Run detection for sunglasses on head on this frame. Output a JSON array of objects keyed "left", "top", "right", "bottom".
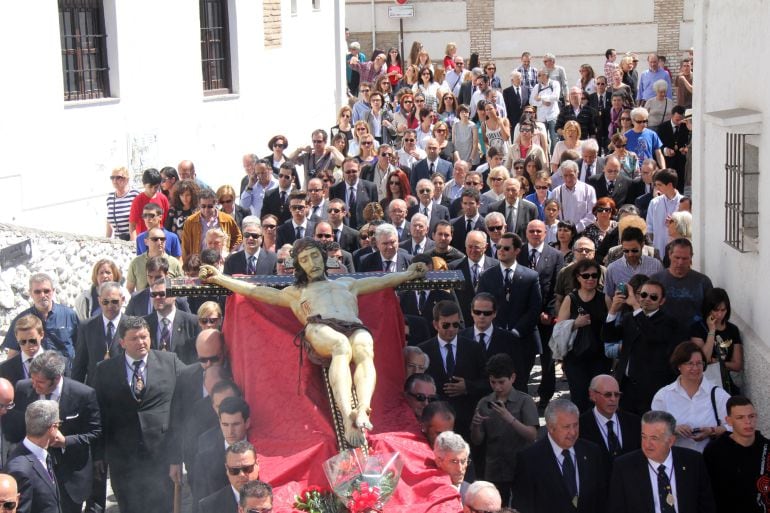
[
  {"left": 226, "top": 464, "right": 256, "bottom": 476},
  {"left": 440, "top": 322, "right": 461, "bottom": 329},
  {"left": 639, "top": 291, "right": 660, "bottom": 301}
]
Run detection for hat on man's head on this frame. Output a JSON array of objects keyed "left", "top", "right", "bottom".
[{"left": 684, "top": 109, "right": 693, "bottom": 120}]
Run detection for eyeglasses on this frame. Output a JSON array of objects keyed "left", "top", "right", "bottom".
[
  {"left": 490, "top": 177, "right": 505, "bottom": 182},
  {"left": 487, "top": 226, "right": 504, "bottom": 232},
  {"left": 472, "top": 309, "right": 495, "bottom": 316},
  {"left": 316, "top": 233, "right": 334, "bottom": 239},
  {"left": 359, "top": 234, "right": 369, "bottom": 240},
  {"left": 198, "top": 355, "right": 221, "bottom": 363},
  {"left": 262, "top": 224, "right": 276, "bottom": 229},
  {"left": 199, "top": 316, "right": 221, "bottom": 326},
  {"left": 0, "top": 501, "right": 17, "bottom": 510},
  {"left": 497, "top": 245, "right": 513, "bottom": 251},
  {"left": 596, "top": 391, "right": 622, "bottom": 398},
  {"left": 219, "top": 199, "right": 234, "bottom": 204},
  {"left": 142, "top": 213, "right": 157, "bottom": 219},
  {"left": 440, "top": 322, "right": 461, "bottom": 329},
  {"left": 360, "top": 89, "right": 370, "bottom": 93},
  {"left": 417, "top": 189, "right": 432, "bottom": 194},
  {"left": 361, "top": 141, "right": 373, "bottom": 146},
  {"left": 535, "top": 185, "right": 549, "bottom": 190},
  {"left": 341, "top": 113, "right": 351, "bottom": 118},
  {"left": 403, "top": 100, "right": 414, "bottom": 105},
  {"left": 596, "top": 82, "right": 606, "bottom": 86},
  {"left": 622, "top": 248, "right": 640, "bottom": 254},
  {"left": 633, "top": 119, "right": 648, "bottom": 124},
  {"left": 356, "top": 127, "right": 368, "bottom": 132},
  {"left": 415, "top": 99, "right": 425, "bottom": 103},
  {"left": 33, "top": 289, "right": 52, "bottom": 295},
  {"left": 327, "top": 208, "right": 342, "bottom": 214},
  {"left": 243, "top": 232, "right": 262, "bottom": 239},
  {"left": 100, "top": 299, "right": 121, "bottom": 306},
  {"left": 290, "top": 205, "right": 306, "bottom": 211},
  {"left": 381, "top": 153, "right": 394, "bottom": 158},
  {"left": 150, "top": 291, "right": 167, "bottom": 298},
  {"left": 110, "top": 176, "right": 126, "bottom": 181},
  {"left": 513, "top": 165, "right": 524, "bottom": 170},
  {"left": 573, "top": 247, "right": 594, "bottom": 254},
  {"left": 407, "top": 392, "right": 440, "bottom": 403},
  {"left": 226, "top": 464, "right": 256, "bottom": 476},
  {"left": 403, "top": 138, "right": 416, "bottom": 142},
  {"left": 639, "top": 292, "right": 660, "bottom": 301},
  {"left": 149, "top": 237, "right": 166, "bottom": 242},
  {"left": 464, "top": 182, "right": 481, "bottom": 187},
  {"left": 199, "top": 205, "right": 216, "bottom": 210},
  {"left": 274, "top": 143, "right": 286, "bottom": 149},
  {"left": 579, "top": 272, "right": 599, "bottom": 280},
  {"left": 595, "top": 207, "right": 612, "bottom": 213},
  {"left": 17, "top": 339, "right": 40, "bottom": 346}
]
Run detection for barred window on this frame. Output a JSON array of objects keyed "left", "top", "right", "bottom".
[
  {"left": 200, "top": 0, "right": 231, "bottom": 95},
  {"left": 58, "top": 0, "right": 110, "bottom": 101},
  {"left": 724, "top": 133, "right": 759, "bottom": 252}
]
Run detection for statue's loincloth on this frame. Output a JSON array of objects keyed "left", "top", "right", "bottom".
[{"left": 293, "top": 316, "right": 373, "bottom": 373}]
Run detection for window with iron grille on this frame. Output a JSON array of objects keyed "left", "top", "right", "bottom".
[
  {"left": 58, "top": 0, "right": 110, "bottom": 101},
  {"left": 724, "top": 133, "right": 759, "bottom": 252},
  {"left": 200, "top": 0, "right": 231, "bottom": 95}
]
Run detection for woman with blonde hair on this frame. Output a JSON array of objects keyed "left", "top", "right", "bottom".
[
  {"left": 349, "top": 121, "right": 379, "bottom": 157},
  {"left": 216, "top": 185, "right": 250, "bottom": 228},
  {"left": 550, "top": 120, "right": 581, "bottom": 172},
  {"left": 433, "top": 121, "right": 459, "bottom": 163},
  {"left": 482, "top": 166, "right": 510, "bottom": 202},
  {"left": 443, "top": 42, "right": 457, "bottom": 72},
  {"left": 197, "top": 301, "right": 223, "bottom": 331},
  {"left": 331, "top": 105, "right": 353, "bottom": 141},
  {"left": 397, "top": 64, "right": 420, "bottom": 91},
  {"left": 408, "top": 41, "right": 423, "bottom": 67},
  {"left": 416, "top": 49, "right": 434, "bottom": 73},
  {"left": 74, "top": 259, "right": 131, "bottom": 320},
  {"left": 205, "top": 228, "right": 230, "bottom": 260}
]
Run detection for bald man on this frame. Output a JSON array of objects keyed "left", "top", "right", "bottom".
[
  {"left": 168, "top": 329, "right": 228, "bottom": 486},
  {"left": 0, "top": 379, "right": 14, "bottom": 467},
  {"left": 0, "top": 474, "right": 19, "bottom": 513}
]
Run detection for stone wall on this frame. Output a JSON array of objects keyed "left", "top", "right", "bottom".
[{"left": 0, "top": 223, "right": 135, "bottom": 336}]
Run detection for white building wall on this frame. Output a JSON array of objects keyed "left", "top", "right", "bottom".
[
  {"left": 693, "top": 0, "right": 770, "bottom": 429},
  {"left": 0, "top": 0, "right": 344, "bottom": 235}
]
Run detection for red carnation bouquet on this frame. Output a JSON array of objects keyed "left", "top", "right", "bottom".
[{"left": 322, "top": 449, "right": 403, "bottom": 513}]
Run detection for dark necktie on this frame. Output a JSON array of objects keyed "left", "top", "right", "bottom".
[
  {"left": 46, "top": 454, "right": 56, "bottom": 483},
  {"left": 561, "top": 449, "right": 578, "bottom": 506},
  {"left": 478, "top": 332, "right": 486, "bottom": 349},
  {"left": 104, "top": 320, "right": 114, "bottom": 359},
  {"left": 348, "top": 186, "right": 357, "bottom": 211},
  {"left": 529, "top": 248, "right": 538, "bottom": 269},
  {"left": 606, "top": 419, "right": 621, "bottom": 457},
  {"left": 504, "top": 268, "right": 513, "bottom": 292},
  {"left": 422, "top": 206, "right": 429, "bottom": 217},
  {"left": 607, "top": 180, "right": 615, "bottom": 195},
  {"left": 334, "top": 228, "right": 341, "bottom": 242},
  {"left": 418, "top": 290, "right": 427, "bottom": 313},
  {"left": 466, "top": 218, "right": 473, "bottom": 233},
  {"left": 515, "top": 87, "right": 520, "bottom": 98},
  {"left": 413, "top": 243, "right": 421, "bottom": 255},
  {"left": 312, "top": 205, "right": 320, "bottom": 220},
  {"left": 383, "top": 260, "right": 393, "bottom": 272},
  {"left": 160, "top": 318, "right": 170, "bottom": 351},
  {"left": 132, "top": 360, "right": 145, "bottom": 399},
  {"left": 247, "top": 255, "right": 257, "bottom": 274},
  {"left": 471, "top": 263, "right": 480, "bottom": 288},
  {"left": 657, "top": 464, "right": 676, "bottom": 513},
  {"left": 280, "top": 190, "right": 287, "bottom": 206},
  {"left": 444, "top": 343, "right": 455, "bottom": 376},
  {"left": 295, "top": 226, "right": 304, "bottom": 240},
  {"left": 397, "top": 226, "right": 403, "bottom": 239},
  {"left": 429, "top": 162, "right": 435, "bottom": 174}
]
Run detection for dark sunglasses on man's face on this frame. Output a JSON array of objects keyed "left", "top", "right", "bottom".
[
  {"left": 622, "top": 248, "right": 640, "bottom": 254},
  {"left": 198, "top": 355, "right": 221, "bottom": 364},
  {"left": 150, "top": 291, "right": 167, "bottom": 298},
  {"left": 639, "top": 292, "right": 660, "bottom": 301},
  {"left": 226, "top": 464, "right": 256, "bottom": 476},
  {"left": 441, "top": 322, "right": 461, "bottom": 329},
  {"left": 407, "top": 392, "right": 440, "bottom": 403},
  {"left": 101, "top": 299, "right": 121, "bottom": 306},
  {"left": 18, "top": 339, "right": 40, "bottom": 346},
  {"left": 472, "top": 309, "right": 495, "bottom": 316},
  {"left": 243, "top": 232, "right": 262, "bottom": 239}
]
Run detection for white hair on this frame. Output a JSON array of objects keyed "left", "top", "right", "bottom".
[
  {"left": 375, "top": 223, "right": 398, "bottom": 242},
  {"left": 581, "top": 139, "right": 599, "bottom": 154},
  {"left": 411, "top": 213, "right": 429, "bottom": 226},
  {"left": 434, "top": 431, "right": 469, "bottom": 456}
]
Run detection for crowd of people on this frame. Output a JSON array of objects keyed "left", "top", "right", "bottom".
[{"left": 0, "top": 38, "right": 761, "bottom": 513}]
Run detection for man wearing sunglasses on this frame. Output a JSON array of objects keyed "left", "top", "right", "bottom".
[
  {"left": 602, "top": 279, "right": 679, "bottom": 415},
  {"left": 275, "top": 191, "right": 314, "bottom": 249},
  {"left": 407, "top": 180, "right": 451, "bottom": 236},
  {"left": 0, "top": 474, "right": 18, "bottom": 513},
  {"left": 579, "top": 374, "right": 641, "bottom": 467},
  {"left": 404, "top": 373, "right": 438, "bottom": 419},
  {"left": 199, "top": 439, "right": 260, "bottom": 513},
  {"left": 418, "top": 301, "right": 487, "bottom": 440},
  {"left": 224, "top": 218, "right": 276, "bottom": 276},
  {"left": 603, "top": 226, "right": 663, "bottom": 305},
  {"left": 325, "top": 199, "right": 360, "bottom": 253},
  {"left": 181, "top": 188, "right": 243, "bottom": 262},
  {"left": 5, "top": 352, "right": 100, "bottom": 513},
  {"left": 144, "top": 279, "right": 200, "bottom": 365},
  {"left": 135, "top": 203, "right": 182, "bottom": 258},
  {"left": 1, "top": 315, "right": 45, "bottom": 387}
]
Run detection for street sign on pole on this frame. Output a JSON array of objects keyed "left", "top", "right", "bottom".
[{"left": 388, "top": 5, "right": 414, "bottom": 18}]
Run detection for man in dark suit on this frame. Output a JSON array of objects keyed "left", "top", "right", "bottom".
[
  {"left": 7, "top": 400, "right": 63, "bottom": 513},
  {"left": 167, "top": 330, "right": 228, "bottom": 498},
  {"left": 94, "top": 315, "right": 184, "bottom": 513},
  {"left": 448, "top": 170, "right": 493, "bottom": 218},
  {"left": 144, "top": 280, "right": 200, "bottom": 365},
  {"left": 223, "top": 220, "right": 276, "bottom": 276},
  {"left": 517, "top": 220, "right": 564, "bottom": 399},
  {"left": 632, "top": 159, "right": 659, "bottom": 218},
  {"left": 587, "top": 155, "right": 632, "bottom": 206},
  {"left": 556, "top": 87, "right": 597, "bottom": 139},
  {"left": 449, "top": 188, "right": 486, "bottom": 251},
  {"left": 408, "top": 179, "right": 451, "bottom": 236},
  {"left": 513, "top": 399, "right": 608, "bottom": 513},
  {"left": 313, "top": 222, "right": 356, "bottom": 272},
  {"left": 329, "top": 158, "right": 378, "bottom": 229},
  {"left": 490, "top": 179, "right": 538, "bottom": 239},
  {"left": 198, "top": 440, "right": 260, "bottom": 513},
  {"left": 387, "top": 199, "right": 411, "bottom": 242},
  {"left": 326, "top": 199, "right": 360, "bottom": 253},
  {"left": 125, "top": 256, "right": 190, "bottom": 317},
  {"left": 460, "top": 292, "right": 516, "bottom": 363},
  {"left": 609, "top": 410, "right": 716, "bottom": 513},
  {"left": 602, "top": 280, "right": 679, "bottom": 416},
  {"left": 502, "top": 71, "right": 529, "bottom": 130},
  {"left": 588, "top": 77, "right": 613, "bottom": 153},
  {"left": 457, "top": 74, "right": 476, "bottom": 106},
  {"left": 71, "top": 283, "right": 123, "bottom": 387},
  {"left": 449, "top": 231, "right": 498, "bottom": 324},
  {"left": 477, "top": 232, "right": 542, "bottom": 391},
  {"left": 0, "top": 475, "right": 18, "bottom": 512},
  {"left": 399, "top": 255, "right": 455, "bottom": 334},
  {"left": 359, "top": 224, "right": 413, "bottom": 273},
  {"left": 409, "top": 140, "right": 453, "bottom": 193},
  {"left": 573, "top": 139, "right": 605, "bottom": 183},
  {"left": 275, "top": 191, "right": 315, "bottom": 249},
  {"left": 0, "top": 315, "right": 45, "bottom": 387},
  {"left": 259, "top": 162, "right": 295, "bottom": 223},
  {"left": 579, "top": 374, "right": 641, "bottom": 469},
  {"left": 418, "top": 301, "right": 488, "bottom": 440},
  {"left": 399, "top": 213, "right": 436, "bottom": 256},
  {"left": 656, "top": 106, "right": 691, "bottom": 194},
  {"left": 4, "top": 352, "right": 100, "bottom": 513}
]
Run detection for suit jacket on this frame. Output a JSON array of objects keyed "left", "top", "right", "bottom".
[
  {"left": 71, "top": 315, "right": 123, "bottom": 387},
  {"left": 418, "top": 336, "right": 489, "bottom": 438},
  {"left": 449, "top": 215, "right": 486, "bottom": 251},
  {"left": 334, "top": 224, "right": 360, "bottom": 253},
  {"left": 513, "top": 437, "right": 608, "bottom": 513},
  {"left": 198, "top": 484, "right": 238, "bottom": 513},
  {"left": 407, "top": 203, "right": 451, "bottom": 236},
  {"left": 5, "top": 378, "right": 100, "bottom": 504},
  {"left": 517, "top": 244, "right": 565, "bottom": 316},
  {"left": 0, "top": 353, "right": 26, "bottom": 386},
  {"left": 405, "top": 314, "right": 431, "bottom": 347},
  {"left": 503, "top": 84, "right": 530, "bottom": 129},
  {"left": 588, "top": 91, "right": 613, "bottom": 138},
  {"left": 223, "top": 249, "right": 277, "bottom": 276},
  {"left": 399, "top": 237, "right": 435, "bottom": 256},
  {"left": 260, "top": 186, "right": 292, "bottom": 223},
  {"left": 579, "top": 409, "right": 641, "bottom": 468},
  {"left": 352, "top": 246, "right": 375, "bottom": 271},
  {"left": 556, "top": 104, "right": 597, "bottom": 138},
  {"left": 359, "top": 249, "right": 413, "bottom": 273},
  {"left": 329, "top": 179, "right": 378, "bottom": 229},
  {"left": 126, "top": 289, "right": 190, "bottom": 317},
  {"left": 410, "top": 158, "right": 453, "bottom": 193},
  {"left": 626, "top": 178, "right": 648, "bottom": 207},
  {"left": 94, "top": 350, "right": 183, "bottom": 468},
  {"left": 144, "top": 310, "right": 200, "bottom": 365},
  {"left": 656, "top": 121, "right": 690, "bottom": 172},
  {"left": 275, "top": 220, "right": 315, "bottom": 249},
  {"left": 490, "top": 198, "right": 539, "bottom": 239},
  {"left": 587, "top": 172, "right": 633, "bottom": 206},
  {"left": 634, "top": 191, "right": 654, "bottom": 219},
  {"left": 8, "top": 443, "right": 62, "bottom": 513},
  {"left": 448, "top": 194, "right": 493, "bottom": 219},
  {"left": 574, "top": 157, "right": 606, "bottom": 183},
  {"left": 608, "top": 447, "right": 715, "bottom": 513},
  {"left": 459, "top": 326, "right": 515, "bottom": 361},
  {"left": 399, "top": 289, "right": 456, "bottom": 335},
  {"left": 458, "top": 80, "right": 474, "bottom": 106},
  {"left": 192, "top": 426, "right": 227, "bottom": 506},
  {"left": 449, "top": 256, "right": 499, "bottom": 323}
]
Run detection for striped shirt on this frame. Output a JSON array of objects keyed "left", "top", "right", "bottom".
[{"left": 106, "top": 189, "right": 139, "bottom": 237}]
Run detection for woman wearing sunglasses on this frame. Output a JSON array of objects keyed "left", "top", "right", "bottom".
[
  {"left": 265, "top": 135, "right": 289, "bottom": 175},
  {"left": 557, "top": 259, "right": 611, "bottom": 411},
  {"left": 581, "top": 197, "right": 618, "bottom": 248}
]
